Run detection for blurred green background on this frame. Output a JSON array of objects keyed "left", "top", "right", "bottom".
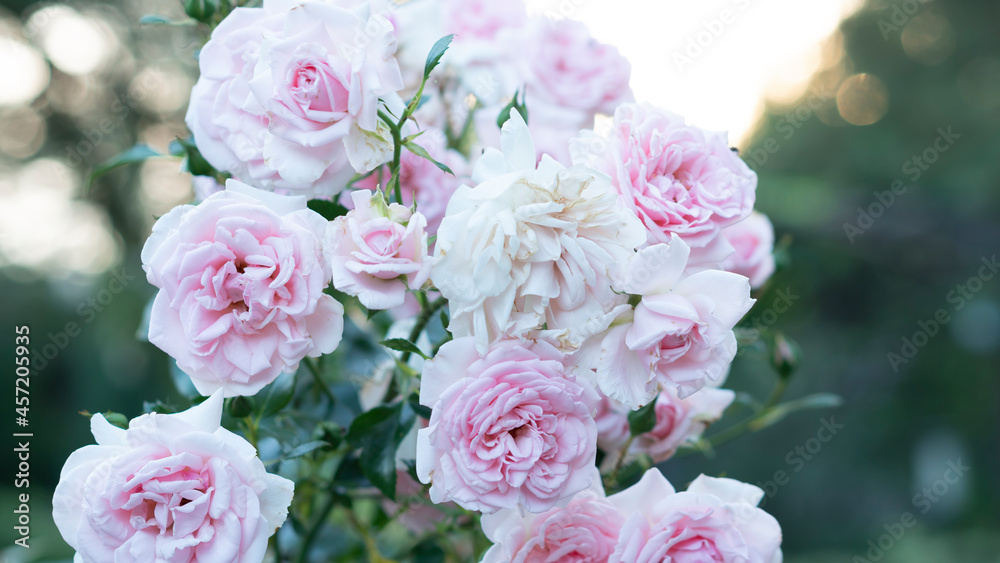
[{"left": 0, "top": 0, "right": 997, "bottom": 561}]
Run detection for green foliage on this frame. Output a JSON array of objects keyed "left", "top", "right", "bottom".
[
  {"left": 381, "top": 338, "right": 430, "bottom": 360},
  {"left": 307, "top": 199, "right": 350, "bottom": 221},
  {"left": 496, "top": 89, "right": 529, "bottom": 128},
  {"left": 346, "top": 401, "right": 417, "bottom": 499},
  {"left": 628, "top": 400, "right": 658, "bottom": 436},
  {"left": 88, "top": 144, "right": 164, "bottom": 186}
]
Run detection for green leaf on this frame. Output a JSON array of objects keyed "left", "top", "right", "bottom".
[
  {"left": 346, "top": 402, "right": 416, "bottom": 499},
  {"left": 413, "top": 538, "right": 446, "bottom": 563},
  {"left": 628, "top": 400, "right": 658, "bottom": 436},
  {"left": 407, "top": 393, "right": 432, "bottom": 420},
  {"left": 171, "top": 137, "right": 217, "bottom": 177},
  {"left": 256, "top": 373, "right": 296, "bottom": 418},
  {"left": 750, "top": 393, "right": 843, "bottom": 431},
  {"left": 307, "top": 199, "right": 350, "bottom": 221},
  {"left": 283, "top": 440, "right": 331, "bottom": 460},
  {"left": 226, "top": 396, "right": 254, "bottom": 418},
  {"left": 423, "top": 34, "right": 454, "bottom": 79},
  {"left": 138, "top": 14, "right": 198, "bottom": 26},
  {"left": 89, "top": 144, "right": 164, "bottom": 185},
  {"left": 497, "top": 90, "right": 529, "bottom": 129},
  {"left": 99, "top": 411, "right": 129, "bottom": 429},
  {"left": 380, "top": 338, "right": 430, "bottom": 360},
  {"left": 403, "top": 141, "right": 454, "bottom": 176}
]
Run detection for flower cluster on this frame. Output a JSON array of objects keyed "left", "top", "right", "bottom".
[{"left": 53, "top": 0, "right": 793, "bottom": 560}]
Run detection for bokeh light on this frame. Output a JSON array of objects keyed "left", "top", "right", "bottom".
[
  {"left": 28, "top": 4, "right": 118, "bottom": 75},
  {"left": 0, "top": 35, "right": 49, "bottom": 106},
  {"left": 836, "top": 72, "right": 889, "bottom": 126}
]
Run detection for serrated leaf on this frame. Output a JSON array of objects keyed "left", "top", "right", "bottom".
[
  {"left": 380, "top": 338, "right": 430, "bottom": 360},
  {"left": 628, "top": 400, "right": 658, "bottom": 436},
  {"left": 89, "top": 144, "right": 164, "bottom": 185},
  {"left": 423, "top": 34, "right": 454, "bottom": 79},
  {"left": 346, "top": 402, "right": 416, "bottom": 499},
  {"left": 750, "top": 393, "right": 843, "bottom": 431},
  {"left": 404, "top": 141, "right": 454, "bottom": 175},
  {"left": 307, "top": 199, "right": 350, "bottom": 221}
]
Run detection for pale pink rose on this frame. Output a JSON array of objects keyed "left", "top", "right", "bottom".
[
  {"left": 416, "top": 336, "right": 599, "bottom": 514},
  {"left": 589, "top": 235, "right": 753, "bottom": 407},
  {"left": 347, "top": 127, "right": 469, "bottom": 235},
  {"left": 720, "top": 211, "right": 776, "bottom": 289},
  {"left": 481, "top": 471, "right": 624, "bottom": 563},
  {"left": 473, "top": 18, "right": 634, "bottom": 164},
  {"left": 432, "top": 110, "right": 645, "bottom": 353},
  {"left": 141, "top": 180, "right": 344, "bottom": 397},
  {"left": 597, "top": 388, "right": 735, "bottom": 464},
  {"left": 52, "top": 393, "right": 294, "bottom": 563},
  {"left": 572, "top": 102, "right": 756, "bottom": 251},
  {"left": 443, "top": 0, "right": 526, "bottom": 41},
  {"left": 608, "top": 470, "right": 783, "bottom": 563},
  {"left": 325, "top": 190, "right": 432, "bottom": 310},
  {"left": 186, "top": 0, "right": 404, "bottom": 198}
]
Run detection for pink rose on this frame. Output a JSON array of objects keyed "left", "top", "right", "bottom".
[
  {"left": 186, "top": 0, "right": 404, "bottom": 197},
  {"left": 572, "top": 103, "right": 756, "bottom": 250},
  {"left": 591, "top": 235, "right": 753, "bottom": 407},
  {"left": 141, "top": 180, "right": 344, "bottom": 397},
  {"left": 720, "top": 211, "right": 776, "bottom": 289},
  {"left": 481, "top": 472, "right": 624, "bottom": 563},
  {"left": 519, "top": 18, "right": 631, "bottom": 119},
  {"left": 325, "top": 190, "right": 432, "bottom": 310},
  {"left": 609, "top": 470, "right": 783, "bottom": 563},
  {"left": 416, "top": 336, "right": 599, "bottom": 513},
  {"left": 597, "top": 388, "right": 735, "bottom": 464},
  {"left": 442, "top": 0, "right": 526, "bottom": 41},
  {"left": 52, "top": 393, "right": 294, "bottom": 562},
  {"left": 474, "top": 18, "right": 633, "bottom": 163},
  {"left": 347, "top": 127, "right": 469, "bottom": 235}
]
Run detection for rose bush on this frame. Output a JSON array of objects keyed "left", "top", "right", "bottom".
[{"left": 60, "top": 0, "right": 819, "bottom": 559}]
